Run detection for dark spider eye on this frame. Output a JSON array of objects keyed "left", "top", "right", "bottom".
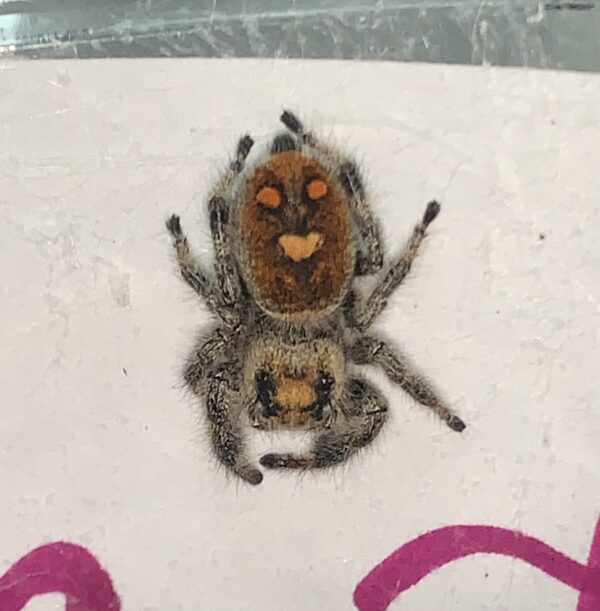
[
  {"left": 255, "top": 370, "right": 276, "bottom": 395},
  {"left": 315, "top": 370, "right": 335, "bottom": 393}
]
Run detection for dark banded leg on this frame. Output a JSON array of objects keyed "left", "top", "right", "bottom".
[
  {"left": 349, "top": 335, "right": 466, "bottom": 432},
  {"left": 206, "top": 366, "right": 263, "bottom": 485},
  {"left": 208, "top": 135, "right": 254, "bottom": 324},
  {"left": 165, "top": 214, "right": 233, "bottom": 322},
  {"left": 348, "top": 200, "right": 441, "bottom": 331},
  {"left": 260, "top": 378, "right": 387, "bottom": 470}
]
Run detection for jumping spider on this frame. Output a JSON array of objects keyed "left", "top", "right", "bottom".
[{"left": 166, "top": 110, "right": 465, "bottom": 485}]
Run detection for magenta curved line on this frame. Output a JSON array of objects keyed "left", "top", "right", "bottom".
[
  {"left": 354, "top": 516, "right": 600, "bottom": 611},
  {"left": 0, "top": 541, "right": 121, "bottom": 611},
  {"left": 578, "top": 515, "right": 600, "bottom": 611}
]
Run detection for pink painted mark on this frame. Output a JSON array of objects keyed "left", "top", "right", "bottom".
[
  {"left": 0, "top": 542, "right": 121, "bottom": 611},
  {"left": 354, "top": 515, "right": 600, "bottom": 611}
]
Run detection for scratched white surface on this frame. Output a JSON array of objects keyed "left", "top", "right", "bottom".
[{"left": 1, "top": 59, "right": 600, "bottom": 611}]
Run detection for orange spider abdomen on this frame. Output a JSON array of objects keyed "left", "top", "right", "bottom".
[{"left": 239, "top": 151, "right": 354, "bottom": 318}]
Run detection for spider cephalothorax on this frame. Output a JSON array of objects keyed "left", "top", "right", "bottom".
[
  {"left": 244, "top": 333, "right": 345, "bottom": 430},
  {"left": 167, "top": 110, "right": 465, "bottom": 486},
  {"left": 237, "top": 149, "right": 354, "bottom": 319}
]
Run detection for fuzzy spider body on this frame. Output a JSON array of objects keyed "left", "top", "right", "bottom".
[
  {"left": 238, "top": 149, "right": 353, "bottom": 319},
  {"left": 167, "top": 111, "right": 465, "bottom": 485},
  {"left": 244, "top": 331, "right": 344, "bottom": 430}
]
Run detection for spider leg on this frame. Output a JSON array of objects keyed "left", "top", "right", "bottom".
[
  {"left": 183, "top": 325, "right": 241, "bottom": 392},
  {"left": 205, "top": 364, "right": 263, "bottom": 485},
  {"left": 167, "top": 137, "right": 254, "bottom": 326},
  {"left": 165, "top": 214, "right": 236, "bottom": 323},
  {"left": 280, "top": 110, "right": 316, "bottom": 146},
  {"left": 260, "top": 378, "right": 387, "bottom": 470},
  {"left": 347, "top": 200, "right": 440, "bottom": 331},
  {"left": 338, "top": 160, "right": 383, "bottom": 276},
  {"left": 183, "top": 327, "right": 261, "bottom": 484},
  {"left": 208, "top": 135, "right": 255, "bottom": 324},
  {"left": 349, "top": 334, "right": 466, "bottom": 432}
]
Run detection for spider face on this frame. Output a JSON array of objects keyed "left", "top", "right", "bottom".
[
  {"left": 237, "top": 150, "right": 354, "bottom": 319},
  {"left": 244, "top": 335, "right": 345, "bottom": 430}
]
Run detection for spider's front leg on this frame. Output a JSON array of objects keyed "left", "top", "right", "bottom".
[
  {"left": 347, "top": 200, "right": 440, "bottom": 331},
  {"left": 260, "top": 378, "right": 387, "bottom": 471},
  {"left": 205, "top": 364, "right": 263, "bottom": 485},
  {"left": 208, "top": 135, "right": 255, "bottom": 323},
  {"left": 349, "top": 334, "right": 466, "bottom": 432},
  {"left": 166, "top": 214, "right": 228, "bottom": 321}
]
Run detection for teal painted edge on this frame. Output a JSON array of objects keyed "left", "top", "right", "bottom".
[{"left": 0, "top": 1, "right": 599, "bottom": 72}]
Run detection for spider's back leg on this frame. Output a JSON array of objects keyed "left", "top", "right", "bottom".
[
  {"left": 349, "top": 334, "right": 466, "bottom": 432},
  {"left": 259, "top": 377, "right": 388, "bottom": 470},
  {"left": 206, "top": 365, "right": 263, "bottom": 485}
]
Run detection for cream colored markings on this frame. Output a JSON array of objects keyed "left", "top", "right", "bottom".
[{"left": 278, "top": 232, "right": 324, "bottom": 262}]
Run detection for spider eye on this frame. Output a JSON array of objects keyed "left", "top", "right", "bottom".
[
  {"left": 315, "top": 370, "right": 335, "bottom": 393},
  {"left": 256, "top": 186, "right": 282, "bottom": 209},
  {"left": 255, "top": 370, "right": 276, "bottom": 394},
  {"left": 306, "top": 178, "right": 328, "bottom": 201}
]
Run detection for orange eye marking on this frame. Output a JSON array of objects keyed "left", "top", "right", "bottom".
[
  {"left": 256, "top": 186, "right": 282, "bottom": 208},
  {"left": 306, "top": 178, "right": 328, "bottom": 200}
]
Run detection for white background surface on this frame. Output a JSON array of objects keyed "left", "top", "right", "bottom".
[{"left": 1, "top": 58, "right": 600, "bottom": 611}]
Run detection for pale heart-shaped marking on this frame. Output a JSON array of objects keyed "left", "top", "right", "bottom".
[{"left": 278, "top": 232, "right": 324, "bottom": 262}]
